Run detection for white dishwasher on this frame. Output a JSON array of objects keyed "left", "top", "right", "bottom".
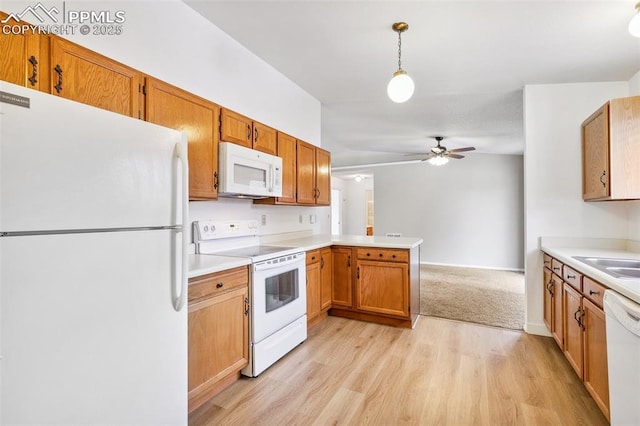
[{"left": 604, "top": 290, "right": 640, "bottom": 426}]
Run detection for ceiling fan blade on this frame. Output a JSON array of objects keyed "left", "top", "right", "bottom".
[
  {"left": 420, "top": 154, "right": 435, "bottom": 162},
  {"left": 447, "top": 153, "right": 465, "bottom": 159},
  {"left": 448, "top": 147, "right": 476, "bottom": 153},
  {"left": 404, "top": 153, "right": 429, "bottom": 157}
]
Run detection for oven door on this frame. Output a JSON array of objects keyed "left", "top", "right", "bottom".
[{"left": 251, "top": 252, "right": 306, "bottom": 343}]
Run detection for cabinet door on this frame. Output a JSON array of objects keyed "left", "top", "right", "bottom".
[
  {"left": 50, "top": 37, "right": 143, "bottom": 118},
  {"left": 188, "top": 286, "right": 249, "bottom": 410},
  {"left": 543, "top": 267, "right": 553, "bottom": 332},
  {"left": 551, "top": 273, "right": 564, "bottom": 348},
  {"left": 315, "top": 147, "right": 331, "bottom": 205},
  {"left": 277, "top": 132, "right": 297, "bottom": 203},
  {"left": 296, "top": 140, "right": 317, "bottom": 204},
  {"left": 583, "top": 298, "right": 610, "bottom": 420},
  {"left": 253, "top": 121, "right": 277, "bottom": 155},
  {"left": 563, "top": 283, "right": 583, "bottom": 378},
  {"left": 145, "top": 78, "right": 219, "bottom": 200},
  {"left": 356, "top": 260, "right": 409, "bottom": 318},
  {"left": 306, "top": 261, "right": 321, "bottom": 323},
  {"left": 0, "top": 13, "right": 46, "bottom": 91},
  {"left": 220, "top": 109, "right": 252, "bottom": 148},
  {"left": 320, "top": 248, "right": 332, "bottom": 311},
  {"left": 331, "top": 247, "right": 353, "bottom": 308},
  {"left": 582, "top": 104, "right": 610, "bottom": 200}
]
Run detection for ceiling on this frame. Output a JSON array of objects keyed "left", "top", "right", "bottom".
[{"left": 185, "top": 1, "right": 640, "bottom": 171}]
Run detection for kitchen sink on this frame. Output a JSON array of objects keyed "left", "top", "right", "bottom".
[{"left": 573, "top": 256, "right": 640, "bottom": 279}]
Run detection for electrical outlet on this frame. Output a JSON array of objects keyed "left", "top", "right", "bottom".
[
  {"left": 309, "top": 214, "right": 316, "bottom": 224},
  {"left": 261, "top": 215, "right": 267, "bottom": 226},
  {"left": 299, "top": 214, "right": 303, "bottom": 224}
]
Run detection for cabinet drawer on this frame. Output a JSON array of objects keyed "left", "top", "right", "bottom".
[
  {"left": 356, "top": 248, "right": 408, "bottom": 263},
  {"left": 188, "top": 266, "right": 249, "bottom": 302},
  {"left": 306, "top": 249, "right": 320, "bottom": 265},
  {"left": 551, "top": 259, "right": 563, "bottom": 276},
  {"left": 543, "top": 254, "right": 552, "bottom": 270},
  {"left": 563, "top": 265, "right": 582, "bottom": 292},
  {"left": 583, "top": 276, "right": 607, "bottom": 309}
]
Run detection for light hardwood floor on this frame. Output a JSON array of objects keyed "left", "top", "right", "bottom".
[{"left": 189, "top": 316, "right": 608, "bottom": 425}]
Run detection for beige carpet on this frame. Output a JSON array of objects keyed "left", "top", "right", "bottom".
[{"left": 420, "top": 264, "right": 525, "bottom": 330}]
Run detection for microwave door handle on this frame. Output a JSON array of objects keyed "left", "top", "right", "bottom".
[{"left": 269, "top": 163, "right": 274, "bottom": 192}]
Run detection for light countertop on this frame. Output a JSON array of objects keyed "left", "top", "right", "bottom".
[
  {"left": 540, "top": 237, "right": 640, "bottom": 304},
  {"left": 189, "top": 234, "right": 423, "bottom": 278},
  {"left": 188, "top": 254, "right": 251, "bottom": 279}
]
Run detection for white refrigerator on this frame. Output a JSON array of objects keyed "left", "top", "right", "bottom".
[{"left": 0, "top": 82, "right": 189, "bottom": 424}]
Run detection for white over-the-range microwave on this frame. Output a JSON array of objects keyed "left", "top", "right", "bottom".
[{"left": 218, "top": 142, "right": 283, "bottom": 199}]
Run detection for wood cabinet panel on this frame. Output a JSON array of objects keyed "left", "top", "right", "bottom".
[
  {"left": 582, "top": 104, "right": 610, "bottom": 200},
  {"left": 583, "top": 276, "right": 606, "bottom": 309},
  {"left": 276, "top": 132, "right": 297, "bottom": 203},
  {"left": 220, "top": 108, "right": 252, "bottom": 148},
  {"left": 187, "top": 266, "right": 248, "bottom": 303},
  {"left": 315, "top": 147, "right": 331, "bottom": 205},
  {"left": 551, "top": 273, "right": 564, "bottom": 348},
  {"left": 320, "top": 248, "right": 332, "bottom": 311},
  {"left": 331, "top": 247, "right": 353, "bottom": 309},
  {"left": 296, "top": 140, "right": 317, "bottom": 204},
  {"left": 306, "top": 249, "right": 320, "bottom": 266},
  {"left": 306, "top": 260, "right": 321, "bottom": 322},
  {"left": 188, "top": 285, "right": 248, "bottom": 412},
  {"left": 356, "top": 260, "right": 409, "bottom": 318},
  {"left": 145, "top": 77, "right": 219, "bottom": 200},
  {"left": 543, "top": 266, "right": 553, "bottom": 332},
  {"left": 563, "top": 283, "right": 584, "bottom": 378},
  {"left": 50, "top": 37, "right": 142, "bottom": 118},
  {"left": 582, "top": 298, "right": 609, "bottom": 421},
  {"left": 252, "top": 121, "right": 277, "bottom": 155},
  {"left": 543, "top": 254, "right": 552, "bottom": 270},
  {"left": 356, "top": 248, "right": 408, "bottom": 263},
  {"left": 563, "top": 265, "right": 582, "bottom": 292},
  {"left": 0, "top": 12, "right": 47, "bottom": 91},
  {"left": 582, "top": 97, "right": 640, "bottom": 201},
  {"left": 551, "top": 259, "right": 563, "bottom": 276}
]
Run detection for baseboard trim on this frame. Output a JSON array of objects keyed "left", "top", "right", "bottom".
[
  {"left": 524, "top": 322, "right": 552, "bottom": 337},
  {"left": 420, "top": 261, "right": 524, "bottom": 273}
]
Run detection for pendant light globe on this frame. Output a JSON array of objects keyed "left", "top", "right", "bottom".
[
  {"left": 387, "top": 70, "right": 415, "bottom": 103},
  {"left": 630, "top": 2, "right": 640, "bottom": 37}
]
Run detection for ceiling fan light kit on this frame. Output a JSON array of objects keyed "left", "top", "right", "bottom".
[
  {"left": 630, "top": 2, "right": 640, "bottom": 37},
  {"left": 428, "top": 155, "right": 449, "bottom": 166},
  {"left": 387, "top": 22, "right": 414, "bottom": 103}
]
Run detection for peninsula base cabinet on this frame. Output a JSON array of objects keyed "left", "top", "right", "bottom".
[
  {"left": 330, "top": 245, "right": 420, "bottom": 328},
  {"left": 306, "top": 248, "right": 332, "bottom": 328},
  {"left": 188, "top": 267, "right": 249, "bottom": 413},
  {"left": 542, "top": 253, "right": 610, "bottom": 421}
]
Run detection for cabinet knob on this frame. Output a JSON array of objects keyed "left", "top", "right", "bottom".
[
  {"left": 366, "top": 253, "right": 370, "bottom": 257},
  {"left": 216, "top": 282, "right": 224, "bottom": 288},
  {"left": 379, "top": 253, "right": 383, "bottom": 257},
  {"left": 392, "top": 254, "right": 396, "bottom": 258}
]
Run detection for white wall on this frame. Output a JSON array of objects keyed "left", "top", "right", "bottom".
[
  {"left": 374, "top": 154, "right": 524, "bottom": 270},
  {"left": 523, "top": 81, "right": 630, "bottom": 335},
  {"left": 4, "top": 0, "right": 328, "bottom": 238}
]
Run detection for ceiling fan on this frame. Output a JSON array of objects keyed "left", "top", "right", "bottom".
[{"left": 413, "top": 136, "right": 476, "bottom": 166}]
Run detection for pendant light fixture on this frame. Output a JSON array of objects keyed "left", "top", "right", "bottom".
[
  {"left": 630, "top": 2, "right": 640, "bottom": 37},
  {"left": 387, "top": 22, "right": 415, "bottom": 103}
]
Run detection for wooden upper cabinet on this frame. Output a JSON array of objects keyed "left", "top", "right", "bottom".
[
  {"left": 0, "top": 12, "right": 49, "bottom": 92},
  {"left": 582, "top": 97, "right": 640, "bottom": 201},
  {"left": 145, "top": 77, "right": 219, "bottom": 200},
  {"left": 296, "top": 140, "right": 331, "bottom": 205},
  {"left": 316, "top": 147, "right": 331, "bottom": 205},
  {"left": 220, "top": 109, "right": 252, "bottom": 148},
  {"left": 276, "top": 132, "right": 297, "bottom": 203},
  {"left": 219, "top": 109, "right": 277, "bottom": 154},
  {"left": 297, "top": 140, "right": 317, "bottom": 204},
  {"left": 252, "top": 121, "right": 277, "bottom": 155},
  {"left": 49, "top": 37, "right": 143, "bottom": 118}
]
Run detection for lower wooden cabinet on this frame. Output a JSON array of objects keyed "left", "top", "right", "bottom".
[
  {"left": 188, "top": 267, "right": 249, "bottom": 413},
  {"left": 330, "top": 246, "right": 419, "bottom": 328},
  {"left": 306, "top": 248, "right": 333, "bottom": 328},
  {"left": 542, "top": 253, "right": 609, "bottom": 421}
]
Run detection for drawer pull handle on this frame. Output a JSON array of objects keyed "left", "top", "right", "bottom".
[
  {"left": 600, "top": 170, "right": 606, "bottom": 187},
  {"left": 247, "top": 124, "right": 252, "bottom": 140},
  {"left": 28, "top": 55, "right": 38, "bottom": 86},
  {"left": 589, "top": 290, "right": 599, "bottom": 295},
  {"left": 216, "top": 282, "right": 224, "bottom": 288},
  {"left": 54, "top": 64, "right": 63, "bottom": 93},
  {"left": 566, "top": 274, "right": 576, "bottom": 279},
  {"left": 347, "top": 255, "right": 351, "bottom": 267},
  {"left": 320, "top": 257, "right": 325, "bottom": 268},
  {"left": 552, "top": 266, "right": 560, "bottom": 271},
  {"left": 244, "top": 297, "right": 250, "bottom": 316}
]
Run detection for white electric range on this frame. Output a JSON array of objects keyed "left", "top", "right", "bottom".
[{"left": 193, "top": 220, "right": 307, "bottom": 377}]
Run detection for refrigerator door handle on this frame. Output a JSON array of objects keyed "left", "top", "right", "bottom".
[{"left": 173, "top": 142, "right": 188, "bottom": 312}]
